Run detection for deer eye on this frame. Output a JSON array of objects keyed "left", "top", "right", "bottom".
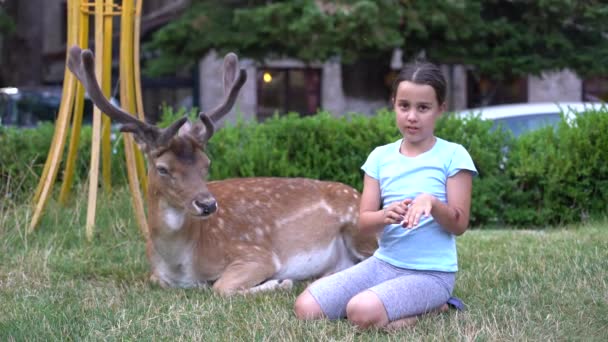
[{"left": 156, "top": 165, "right": 170, "bottom": 177}]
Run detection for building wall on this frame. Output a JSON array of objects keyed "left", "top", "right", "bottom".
[
  {"left": 200, "top": 51, "right": 593, "bottom": 124},
  {"left": 41, "top": 0, "right": 67, "bottom": 83},
  {"left": 321, "top": 58, "right": 347, "bottom": 116},
  {"left": 449, "top": 65, "right": 468, "bottom": 111},
  {"left": 528, "top": 69, "right": 582, "bottom": 102},
  {"left": 42, "top": 0, "right": 64, "bottom": 55},
  {"left": 198, "top": 52, "right": 402, "bottom": 121},
  {"left": 198, "top": 52, "right": 355, "bottom": 124}
]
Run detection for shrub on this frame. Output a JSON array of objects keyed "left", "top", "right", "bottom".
[
  {"left": 206, "top": 110, "right": 400, "bottom": 190},
  {"left": 504, "top": 110, "right": 608, "bottom": 226},
  {"left": 206, "top": 110, "right": 512, "bottom": 227},
  {"left": 2, "top": 107, "right": 606, "bottom": 227},
  {"left": 0, "top": 123, "right": 127, "bottom": 202}
]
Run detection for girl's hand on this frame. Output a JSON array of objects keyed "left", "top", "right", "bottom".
[
  {"left": 402, "top": 194, "right": 435, "bottom": 229},
  {"left": 382, "top": 199, "right": 412, "bottom": 225}
]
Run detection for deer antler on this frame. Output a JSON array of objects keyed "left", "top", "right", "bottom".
[
  {"left": 67, "top": 45, "right": 187, "bottom": 150},
  {"left": 198, "top": 52, "right": 247, "bottom": 143}
]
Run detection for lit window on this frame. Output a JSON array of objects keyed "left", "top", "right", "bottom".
[{"left": 256, "top": 68, "right": 321, "bottom": 121}]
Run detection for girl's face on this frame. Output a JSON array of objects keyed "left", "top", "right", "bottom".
[{"left": 393, "top": 81, "right": 445, "bottom": 145}]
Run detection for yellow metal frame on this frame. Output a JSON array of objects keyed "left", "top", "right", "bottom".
[{"left": 29, "top": 0, "right": 148, "bottom": 240}]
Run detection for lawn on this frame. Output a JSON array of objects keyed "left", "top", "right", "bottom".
[{"left": 1, "top": 186, "right": 607, "bottom": 341}]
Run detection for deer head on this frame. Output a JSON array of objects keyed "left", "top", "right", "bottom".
[{"left": 67, "top": 45, "right": 247, "bottom": 218}]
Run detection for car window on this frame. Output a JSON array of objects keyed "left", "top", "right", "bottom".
[
  {"left": 0, "top": 89, "right": 97, "bottom": 128},
  {"left": 0, "top": 94, "right": 9, "bottom": 125},
  {"left": 15, "top": 93, "right": 58, "bottom": 127},
  {"left": 0, "top": 94, "right": 19, "bottom": 126},
  {"left": 492, "top": 113, "right": 562, "bottom": 137}
]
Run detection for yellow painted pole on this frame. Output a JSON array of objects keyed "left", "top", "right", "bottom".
[
  {"left": 121, "top": 0, "right": 149, "bottom": 237},
  {"left": 29, "top": 0, "right": 80, "bottom": 232},
  {"left": 58, "top": 5, "right": 90, "bottom": 205},
  {"left": 84, "top": 0, "right": 106, "bottom": 240},
  {"left": 32, "top": 0, "right": 80, "bottom": 205},
  {"left": 133, "top": 0, "right": 148, "bottom": 196},
  {"left": 31, "top": 0, "right": 149, "bottom": 236},
  {"left": 133, "top": 0, "right": 144, "bottom": 122},
  {"left": 101, "top": 0, "right": 114, "bottom": 192}
]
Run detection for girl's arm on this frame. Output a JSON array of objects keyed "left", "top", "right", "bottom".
[
  {"left": 358, "top": 174, "right": 408, "bottom": 235},
  {"left": 402, "top": 170, "right": 474, "bottom": 235},
  {"left": 432, "top": 170, "right": 474, "bottom": 235}
]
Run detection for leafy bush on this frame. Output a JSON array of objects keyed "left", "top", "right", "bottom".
[
  {"left": 0, "top": 123, "right": 57, "bottom": 200},
  {"left": 206, "top": 110, "right": 399, "bottom": 190},
  {"left": 2, "top": 107, "right": 607, "bottom": 227},
  {"left": 0, "top": 123, "right": 127, "bottom": 202},
  {"left": 504, "top": 110, "right": 608, "bottom": 226},
  {"left": 203, "top": 111, "right": 512, "bottom": 227}
]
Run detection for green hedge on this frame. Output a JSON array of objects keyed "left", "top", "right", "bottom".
[
  {"left": 205, "top": 111, "right": 514, "bottom": 227},
  {"left": 2, "top": 108, "right": 607, "bottom": 227},
  {"left": 0, "top": 123, "right": 128, "bottom": 203},
  {"left": 503, "top": 110, "right": 608, "bottom": 226}
]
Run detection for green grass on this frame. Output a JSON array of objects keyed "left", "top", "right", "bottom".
[{"left": 1, "top": 186, "right": 607, "bottom": 341}]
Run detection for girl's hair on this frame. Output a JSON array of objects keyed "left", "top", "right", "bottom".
[{"left": 391, "top": 60, "right": 446, "bottom": 105}]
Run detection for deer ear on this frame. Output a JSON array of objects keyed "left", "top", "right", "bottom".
[
  {"left": 178, "top": 120, "right": 209, "bottom": 145},
  {"left": 120, "top": 124, "right": 153, "bottom": 152},
  {"left": 178, "top": 120, "right": 193, "bottom": 137}
]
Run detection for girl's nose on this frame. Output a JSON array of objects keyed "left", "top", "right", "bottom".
[{"left": 406, "top": 110, "right": 418, "bottom": 121}]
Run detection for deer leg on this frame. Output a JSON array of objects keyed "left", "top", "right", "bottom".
[
  {"left": 212, "top": 259, "right": 283, "bottom": 296},
  {"left": 244, "top": 279, "right": 293, "bottom": 295}
]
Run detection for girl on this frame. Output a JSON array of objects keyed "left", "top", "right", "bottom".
[{"left": 294, "top": 60, "right": 477, "bottom": 330}]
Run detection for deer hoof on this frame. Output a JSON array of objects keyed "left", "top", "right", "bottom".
[
  {"left": 149, "top": 273, "right": 169, "bottom": 288},
  {"left": 278, "top": 279, "right": 293, "bottom": 290}
]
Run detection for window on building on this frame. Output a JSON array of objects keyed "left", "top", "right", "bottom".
[
  {"left": 342, "top": 56, "right": 392, "bottom": 102},
  {"left": 256, "top": 68, "right": 321, "bottom": 121},
  {"left": 583, "top": 77, "right": 608, "bottom": 101},
  {"left": 467, "top": 71, "right": 527, "bottom": 108}
]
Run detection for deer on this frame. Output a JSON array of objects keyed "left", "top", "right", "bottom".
[{"left": 67, "top": 45, "right": 378, "bottom": 295}]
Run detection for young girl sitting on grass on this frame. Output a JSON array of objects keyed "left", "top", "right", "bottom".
[{"left": 294, "top": 60, "right": 477, "bottom": 330}]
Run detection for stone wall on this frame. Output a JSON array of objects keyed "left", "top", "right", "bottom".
[{"left": 528, "top": 69, "right": 582, "bottom": 102}]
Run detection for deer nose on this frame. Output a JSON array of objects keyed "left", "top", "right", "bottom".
[{"left": 193, "top": 199, "right": 217, "bottom": 216}]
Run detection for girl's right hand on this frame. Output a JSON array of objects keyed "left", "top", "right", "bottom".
[{"left": 382, "top": 199, "right": 413, "bottom": 225}]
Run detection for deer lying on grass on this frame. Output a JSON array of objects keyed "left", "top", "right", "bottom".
[{"left": 67, "top": 46, "right": 377, "bottom": 295}]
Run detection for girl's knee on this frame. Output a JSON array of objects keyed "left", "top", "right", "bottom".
[
  {"left": 346, "top": 291, "right": 389, "bottom": 329},
  {"left": 294, "top": 290, "right": 325, "bottom": 320}
]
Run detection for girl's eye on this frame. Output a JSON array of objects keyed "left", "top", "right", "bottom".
[{"left": 156, "top": 166, "right": 170, "bottom": 176}]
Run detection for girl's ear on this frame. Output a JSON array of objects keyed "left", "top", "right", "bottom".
[{"left": 438, "top": 102, "right": 447, "bottom": 114}]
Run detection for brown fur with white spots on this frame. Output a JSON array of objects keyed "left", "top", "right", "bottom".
[{"left": 67, "top": 46, "right": 378, "bottom": 295}]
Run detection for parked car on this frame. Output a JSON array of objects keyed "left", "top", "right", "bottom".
[
  {"left": 0, "top": 86, "right": 107, "bottom": 128},
  {"left": 454, "top": 102, "right": 607, "bottom": 137}
]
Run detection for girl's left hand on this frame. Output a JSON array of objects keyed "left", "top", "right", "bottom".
[{"left": 402, "top": 193, "right": 436, "bottom": 229}]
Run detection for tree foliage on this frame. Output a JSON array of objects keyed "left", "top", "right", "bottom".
[
  {"left": 145, "top": 0, "right": 608, "bottom": 79},
  {"left": 145, "top": 0, "right": 402, "bottom": 74}
]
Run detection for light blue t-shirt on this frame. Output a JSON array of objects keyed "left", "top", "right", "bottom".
[{"left": 361, "top": 137, "right": 478, "bottom": 272}]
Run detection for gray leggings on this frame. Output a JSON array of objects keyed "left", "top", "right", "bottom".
[{"left": 307, "top": 256, "right": 455, "bottom": 321}]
